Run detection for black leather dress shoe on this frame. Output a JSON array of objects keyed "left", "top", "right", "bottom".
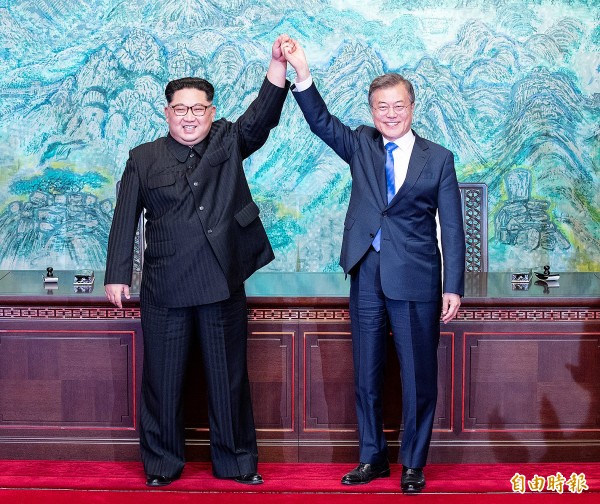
[
  {"left": 146, "top": 474, "right": 176, "bottom": 487},
  {"left": 401, "top": 466, "right": 425, "bottom": 494},
  {"left": 341, "top": 461, "right": 390, "bottom": 485},
  {"left": 233, "top": 473, "right": 264, "bottom": 485}
]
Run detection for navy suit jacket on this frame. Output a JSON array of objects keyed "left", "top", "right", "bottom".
[
  {"left": 294, "top": 83, "right": 465, "bottom": 301},
  {"left": 105, "top": 77, "right": 289, "bottom": 306}
]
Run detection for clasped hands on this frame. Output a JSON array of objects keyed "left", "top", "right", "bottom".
[{"left": 272, "top": 34, "right": 309, "bottom": 80}]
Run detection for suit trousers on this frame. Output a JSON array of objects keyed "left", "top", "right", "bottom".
[
  {"left": 349, "top": 248, "right": 441, "bottom": 469},
  {"left": 139, "top": 285, "right": 258, "bottom": 478}
]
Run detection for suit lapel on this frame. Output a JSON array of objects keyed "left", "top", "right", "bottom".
[
  {"left": 369, "top": 133, "right": 388, "bottom": 208},
  {"left": 391, "top": 133, "right": 429, "bottom": 204}
]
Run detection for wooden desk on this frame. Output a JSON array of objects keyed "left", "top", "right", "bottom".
[{"left": 1, "top": 271, "right": 599, "bottom": 463}]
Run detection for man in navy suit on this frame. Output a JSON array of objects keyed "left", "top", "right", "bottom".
[
  {"left": 104, "top": 35, "right": 293, "bottom": 487},
  {"left": 284, "top": 41, "right": 465, "bottom": 493}
]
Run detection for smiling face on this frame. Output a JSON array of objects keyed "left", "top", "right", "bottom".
[
  {"left": 164, "top": 88, "right": 216, "bottom": 146},
  {"left": 370, "top": 83, "right": 415, "bottom": 141}
]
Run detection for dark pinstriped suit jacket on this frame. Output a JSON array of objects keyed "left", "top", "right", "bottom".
[{"left": 105, "top": 77, "right": 289, "bottom": 307}]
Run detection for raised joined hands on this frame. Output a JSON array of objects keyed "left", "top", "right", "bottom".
[
  {"left": 281, "top": 38, "right": 310, "bottom": 81},
  {"left": 272, "top": 34, "right": 294, "bottom": 63}
]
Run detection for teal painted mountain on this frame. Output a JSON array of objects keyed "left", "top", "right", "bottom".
[{"left": 0, "top": 0, "right": 597, "bottom": 271}]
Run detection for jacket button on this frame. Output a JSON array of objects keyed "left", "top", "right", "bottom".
[
  {"left": 193, "top": 181, "right": 198, "bottom": 186},
  {"left": 369, "top": 233, "right": 374, "bottom": 238},
  {"left": 207, "top": 229, "right": 212, "bottom": 234},
  {"left": 199, "top": 206, "right": 204, "bottom": 211}
]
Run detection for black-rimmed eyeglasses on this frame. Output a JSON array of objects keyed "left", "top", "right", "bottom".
[{"left": 169, "top": 104, "right": 213, "bottom": 117}]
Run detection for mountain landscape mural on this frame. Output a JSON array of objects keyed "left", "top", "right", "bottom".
[{"left": 0, "top": 0, "right": 597, "bottom": 272}]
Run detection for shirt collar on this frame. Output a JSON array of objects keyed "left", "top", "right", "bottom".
[
  {"left": 166, "top": 134, "right": 208, "bottom": 162},
  {"left": 382, "top": 130, "right": 415, "bottom": 151}
]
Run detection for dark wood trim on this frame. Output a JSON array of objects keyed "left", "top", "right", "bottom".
[{"left": 1, "top": 272, "right": 599, "bottom": 463}]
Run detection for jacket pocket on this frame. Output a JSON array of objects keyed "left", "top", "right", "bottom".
[
  {"left": 148, "top": 172, "right": 176, "bottom": 189},
  {"left": 344, "top": 215, "right": 356, "bottom": 230},
  {"left": 405, "top": 241, "right": 437, "bottom": 255},
  {"left": 145, "top": 240, "right": 176, "bottom": 258},
  {"left": 235, "top": 201, "right": 260, "bottom": 227},
  {"left": 207, "top": 146, "right": 231, "bottom": 166}
]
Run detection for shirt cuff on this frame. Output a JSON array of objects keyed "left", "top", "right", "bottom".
[{"left": 292, "top": 75, "right": 313, "bottom": 92}]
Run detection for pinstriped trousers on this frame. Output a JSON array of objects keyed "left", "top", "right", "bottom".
[{"left": 139, "top": 285, "right": 258, "bottom": 478}]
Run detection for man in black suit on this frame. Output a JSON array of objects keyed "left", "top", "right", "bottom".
[
  {"left": 104, "top": 35, "right": 293, "bottom": 487},
  {"left": 283, "top": 42, "right": 465, "bottom": 493}
]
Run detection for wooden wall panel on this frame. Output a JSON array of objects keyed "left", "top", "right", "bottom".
[
  {"left": 302, "top": 331, "right": 454, "bottom": 433},
  {"left": 0, "top": 329, "right": 135, "bottom": 428},
  {"left": 303, "top": 331, "right": 354, "bottom": 431},
  {"left": 248, "top": 331, "right": 295, "bottom": 432},
  {"left": 379, "top": 333, "right": 454, "bottom": 433},
  {"left": 181, "top": 339, "right": 209, "bottom": 432},
  {"left": 435, "top": 332, "right": 454, "bottom": 432},
  {"left": 182, "top": 322, "right": 298, "bottom": 461},
  {"left": 1, "top": 282, "right": 600, "bottom": 463},
  {"left": 463, "top": 332, "right": 600, "bottom": 431}
]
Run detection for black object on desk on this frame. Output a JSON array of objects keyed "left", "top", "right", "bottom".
[{"left": 43, "top": 266, "right": 58, "bottom": 284}]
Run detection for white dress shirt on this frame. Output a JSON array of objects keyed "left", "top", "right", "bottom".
[{"left": 383, "top": 131, "right": 415, "bottom": 194}]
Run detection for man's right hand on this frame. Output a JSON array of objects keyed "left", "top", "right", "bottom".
[
  {"left": 283, "top": 39, "right": 311, "bottom": 82},
  {"left": 105, "top": 283, "right": 130, "bottom": 308}
]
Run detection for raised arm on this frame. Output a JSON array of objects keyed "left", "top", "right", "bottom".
[
  {"left": 267, "top": 34, "right": 293, "bottom": 88},
  {"left": 235, "top": 35, "right": 292, "bottom": 158},
  {"left": 283, "top": 39, "right": 358, "bottom": 165}
]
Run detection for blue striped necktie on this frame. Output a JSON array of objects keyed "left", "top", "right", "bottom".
[{"left": 372, "top": 142, "right": 398, "bottom": 252}]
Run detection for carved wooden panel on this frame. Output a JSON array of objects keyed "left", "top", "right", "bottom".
[
  {"left": 459, "top": 183, "right": 488, "bottom": 273},
  {"left": 463, "top": 332, "right": 600, "bottom": 431},
  {"left": 303, "top": 331, "right": 354, "bottom": 432},
  {"left": 181, "top": 338, "right": 209, "bottom": 433},
  {"left": 1, "top": 291, "right": 600, "bottom": 463},
  {"left": 382, "top": 332, "right": 454, "bottom": 433},
  {"left": 436, "top": 332, "right": 454, "bottom": 431},
  {"left": 248, "top": 330, "right": 295, "bottom": 432},
  {"left": 0, "top": 329, "right": 136, "bottom": 428},
  {"left": 302, "top": 331, "right": 454, "bottom": 433},
  {"left": 183, "top": 324, "right": 296, "bottom": 437}
]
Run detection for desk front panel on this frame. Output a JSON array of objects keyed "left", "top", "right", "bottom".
[{"left": 0, "top": 271, "right": 599, "bottom": 463}]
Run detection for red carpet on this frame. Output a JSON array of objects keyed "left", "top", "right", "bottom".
[{"left": 0, "top": 461, "right": 598, "bottom": 503}]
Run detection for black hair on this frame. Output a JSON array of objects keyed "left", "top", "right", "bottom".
[{"left": 165, "top": 77, "right": 214, "bottom": 103}]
